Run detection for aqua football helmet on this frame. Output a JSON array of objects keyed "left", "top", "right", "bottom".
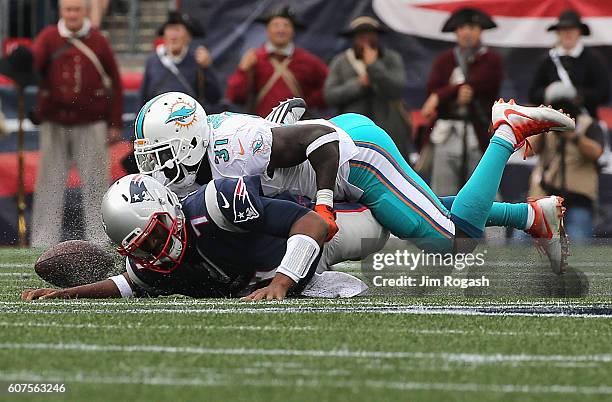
[
  {"left": 101, "top": 174, "right": 187, "bottom": 273},
  {"left": 133, "top": 92, "right": 210, "bottom": 188}
]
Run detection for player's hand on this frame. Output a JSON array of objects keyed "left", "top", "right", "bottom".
[
  {"left": 241, "top": 273, "right": 294, "bottom": 301},
  {"left": 457, "top": 84, "right": 474, "bottom": 106},
  {"left": 21, "top": 288, "right": 68, "bottom": 301},
  {"left": 314, "top": 204, "right": 338, "bottom": 242},
  {"left": 239, "top": 48, "right": 258, "bottom": 72},
  {"left": 195, "top": 45, "right": 212, "bottom": 68},
  {"left": 421, "top": 93, "right": 439, "bottom": 120}
]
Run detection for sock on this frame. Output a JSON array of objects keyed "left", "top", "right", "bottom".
[
  {"left": 487, "top": 202, "right": 529, "bottom": 230},
  {"left": 450, "top": 132, "right": 515, "bottom": 236},
  {"left": 525, "top": 204, "right": 535, "bottom": 229},
  {"left": 440, "top": 196, "right": 530, "bottom": 230},
  {"left": 493, "top": 124, "right": 517, "bottom": 147}
]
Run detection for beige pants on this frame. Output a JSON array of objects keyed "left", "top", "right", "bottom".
[
  {"left": 31, "top": 121, "right": 109, "bottom": 247},
  {"left": 430, "top": 121, "right": 481, "bottom": 196}
]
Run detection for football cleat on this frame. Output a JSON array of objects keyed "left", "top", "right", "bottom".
[
  {"left": 492, "top": 99, "right": 575, "bottom": 157},
  {"left": 525, "top": 195, "right": 569, "bottom": 275},
  {"left": 265, "top": 97, "right": 307, "bottom": 125}
]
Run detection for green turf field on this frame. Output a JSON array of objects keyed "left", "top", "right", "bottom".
[{"left": 1, "top": 247, "right": 611, "bottom": 402}]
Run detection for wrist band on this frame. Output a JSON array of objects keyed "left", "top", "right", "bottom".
[
  {"left": 315, "top": 189, "right": 334, "bottom": 208},
  {"left": 109, "top": 274, "right": 134, "bottom": 298},
  {"left": 276, "top": 234, "right": 320, "bottom": 283}
]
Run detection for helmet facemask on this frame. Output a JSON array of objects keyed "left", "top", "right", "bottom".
[
  {"left": 134, "top": 135, "right": 205, "bottom": 188},
  {"left": 117, "top": 210, "right": 187, "bottom": 274}
]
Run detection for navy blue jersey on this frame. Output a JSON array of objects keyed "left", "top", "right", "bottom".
[{"left": 126, "top": 175, "right": 314, "bottom": 297}]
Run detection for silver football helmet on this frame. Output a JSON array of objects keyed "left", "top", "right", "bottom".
[
  {"left": 101, "top": 174, "right": 187, "bottom": 273},
  {"left": 133, "top": 92, "right": 210, "bottom": 189}
]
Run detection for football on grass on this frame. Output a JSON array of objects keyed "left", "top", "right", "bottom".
[{"left": 34, "top": 240, "right": 115, "bottom": 288}]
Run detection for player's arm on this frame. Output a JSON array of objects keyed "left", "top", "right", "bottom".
[
  {"left": 242, "top": 207, "right": 328, "bottom": 302},
  {"left": 269, "top": 123, "right": 340, "bottom": 240},
  {"left": 21, "top": 272, "right": 135, "bottom": 300},
  {"left": 209, "top": 176, "right": 328, "bottom": 300}
]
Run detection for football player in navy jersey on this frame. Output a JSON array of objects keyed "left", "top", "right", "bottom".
[
  {"left": 134, "top": 93, "right": 574, "bottom": 274},
  {"left": 22, "top": 174, "right": 383, "bottom": 301}
]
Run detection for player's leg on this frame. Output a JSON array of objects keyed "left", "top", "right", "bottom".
[
  {"left": 331, "top": 113, "right": 455, "bottom": 252},
  {"left": 72, "top": 121, "right": 109, "bottom": 245},
  {"left": 31, "top": 122, "right": 71, "bottom": 247},
  {"left": 449, "top": 100, "right": 574, "bottom": 238},
  {"left": 440, "top": 196, "right": 531, "bottom": 230}
]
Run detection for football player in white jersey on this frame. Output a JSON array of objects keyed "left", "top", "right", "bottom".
[
  {"left": 134, "top": 94, "right": 387, "bottom": 271},
  {"left": 134, "top": 92, "right": 342, "bottom": 242},
  {"left": 133, "top": 92, "right": 573, "bottom": 274}
]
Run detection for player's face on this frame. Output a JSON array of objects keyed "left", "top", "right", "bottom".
[
  {"left": 60, "top": 0, "right": 87, "bottom": 32},
  {"left": 124, "top": 213, "right": 185, "bottom": 273},
  {"left": 135, "top": 144, "right": 185, "bottom": 184},
  {"left": 557, "top": 27, "right": 581, "bottom": 51},
  {"left": 266, "top": 17, "right": 294, "bottom": 48},
  {"left": 164, "top": 24, "right": 192, "bottom": 56},
  {"left": 455, "top": 24, "right": 483, "bottom": 49},
  {"left": 137, "top": 222, "right": 168, "bottom": 257}
]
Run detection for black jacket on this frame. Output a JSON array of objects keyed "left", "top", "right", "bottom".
[{"left": 529, "top": 47, "right": 610, "bottom": 118}]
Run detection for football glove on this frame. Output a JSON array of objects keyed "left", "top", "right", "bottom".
[{"left": 314, "top": 204, "right": 338, "bottom": 242}]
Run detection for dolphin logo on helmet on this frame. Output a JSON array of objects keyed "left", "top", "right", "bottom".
[
  {"left": 133, "top": 92, "right": 211, "bottom": 190},
  {"left": 164, "top": 104, "right": 197, "bottom": 125}
]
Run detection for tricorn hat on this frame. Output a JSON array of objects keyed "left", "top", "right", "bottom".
[
  {"left": 547, "top": 10, "right": 590, "bottom": 36},
  {"left": 341, "top": 16, "right": 389, "bottom": 37},
  {"left": 0, "top": 46, "right": 39, "bottom": 88},
  {"left": 442, "top": 8, "right": 497, "bottom": 32},
  {"left": 256, "top": 5, "right": 305, "bottom": 30},
  {"left": 157, "top": 11, "right": 204, "bottom": 37}
]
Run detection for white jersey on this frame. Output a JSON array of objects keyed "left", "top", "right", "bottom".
[
  {"left": 206, "top": 112, "right": 277, "bottom": 179},
  {"left": 206, "top": 113, "right": 362, "bottom": 202}
]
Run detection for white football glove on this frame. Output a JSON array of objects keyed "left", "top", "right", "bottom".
[
  {"left": 265, "top": 98, "right": 307, "bottom": 125},
  {"left": 544, "top": 80, "right": 577, "bottom": 104}
]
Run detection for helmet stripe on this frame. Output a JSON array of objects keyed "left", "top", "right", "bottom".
[{"left": 135, "top": 94, "right": 165, "bottom": 139}]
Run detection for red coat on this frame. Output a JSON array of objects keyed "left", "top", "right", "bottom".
[
  {"left": 226, "top": 45, "right": 328, "bottom": 117},
  {"left": 427, "top": 48, "right": 503, "bottom": 150},
  {"left": 32, "top": 25, "right": 123, "bottom": 127}
]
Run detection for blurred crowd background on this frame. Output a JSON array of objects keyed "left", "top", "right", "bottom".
[{"left": 0, "top": 0, "right": 611, "bottom": 246}]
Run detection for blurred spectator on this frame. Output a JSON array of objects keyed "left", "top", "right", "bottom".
[
  {"left": 0, "top": 101, "right": 6, "bottom": 136},
  {"left": 528, "top": 101, "right": 604, "bottom": 241},
  {"left": 324, "top": 16, "right": 413, "bottom": 161},
  {"left": 529, "top": 10, "right": 610, "bottom": 119},
  {"left": 30, "top": 0, "right": 123, "bottom": 247},
  {"left": 226, "top": 5, "right": 328, "bottom": 117},
  {"left": 421, "top": 8, "right": 502, "bottom": 195},
  {"left": 139, "top": 11, "right": 221, "bottom": 110}
]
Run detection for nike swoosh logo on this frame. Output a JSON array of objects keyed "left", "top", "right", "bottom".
[
  {"left": 238, "top": 139, "right": 245, "bottom": 155},
  {"left": 504, "top": 109, "right": 533, "bottom": 121},
  {"left": 219, "top": 192, "right": 230, "bottom": 209}
]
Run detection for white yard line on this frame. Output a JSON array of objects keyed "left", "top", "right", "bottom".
[
  {"left": 1, "top": 305, "right": 611, "bottom": 318},
  {"left": 0, "top": 369, "right": 611, "bottom": 395},
  {"left": 0, "top": 299, "right": 608, "bottom": 308},
  {"left": 0, "top": 320, "right": 572, "bottom": 337},
  {"left": 0, "top": 321, "right": 317, "bottom": 332},
  {"left": 0, "top": 321, "right": 572, "bottom": 337},
  {"left": 0, "top": 342, "right": 611, "bottom": 365},
  {"left": 0, "top": 263, "right": 33, "bottom": 268}
]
